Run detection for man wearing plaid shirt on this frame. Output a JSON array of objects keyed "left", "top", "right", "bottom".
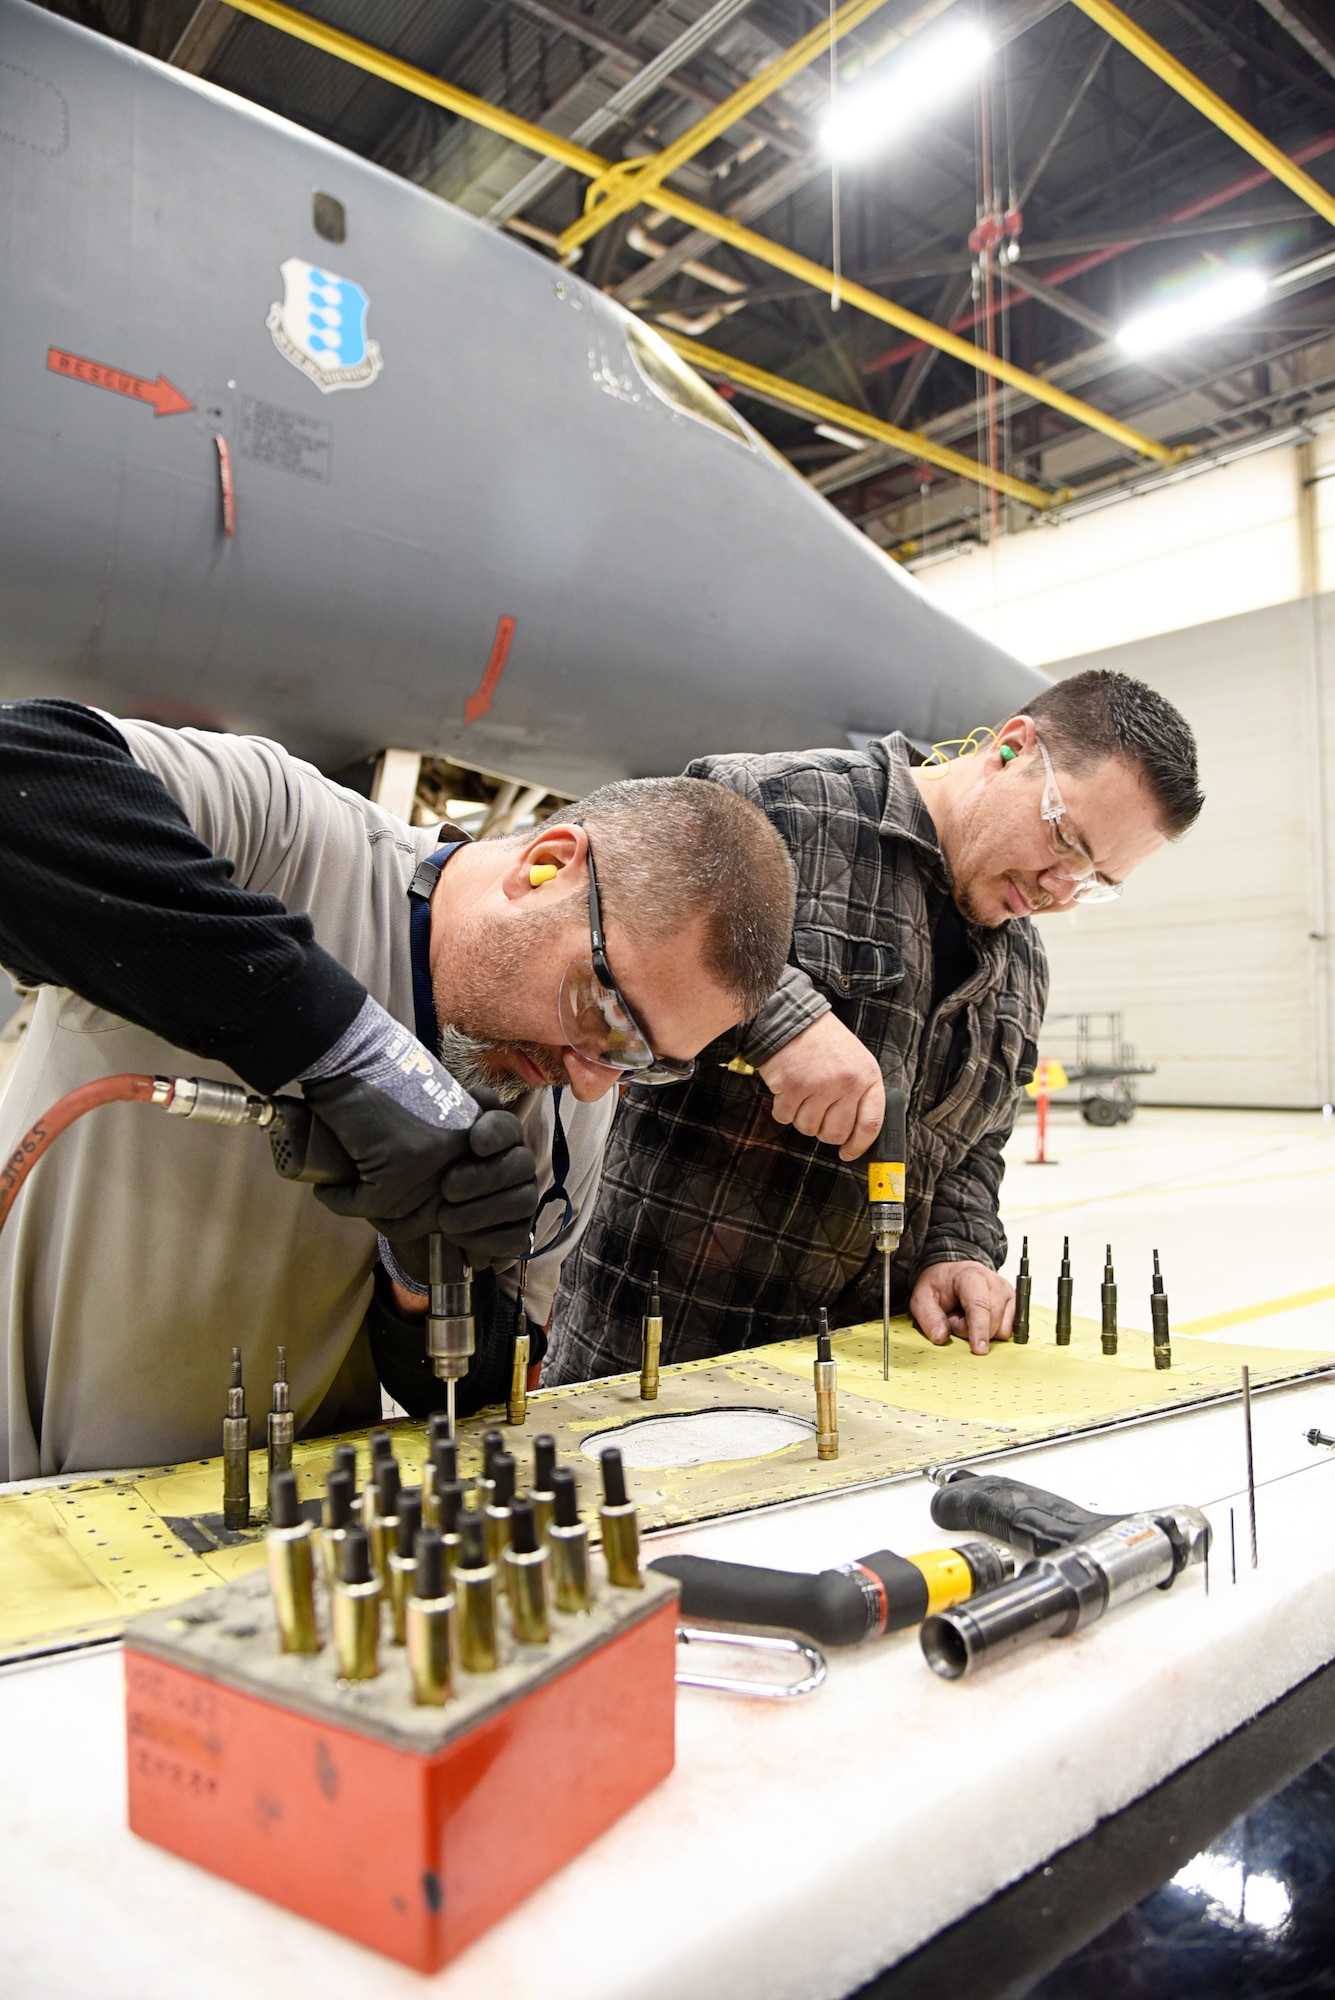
[{"left": 546, "top": 669, "right": 1202, "bottom": 1379}]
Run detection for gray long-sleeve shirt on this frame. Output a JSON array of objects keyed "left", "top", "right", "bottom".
[{"left": 0, "top": 720, "right": 612, "bottom": 1480}]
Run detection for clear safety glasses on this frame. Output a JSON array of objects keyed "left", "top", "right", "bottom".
[
  {"left": 1035, "top": 737, "right": 1121, "bottom": 905},
  {"left": 556, "top": 837, "right": 696, "bottom": 1085}
]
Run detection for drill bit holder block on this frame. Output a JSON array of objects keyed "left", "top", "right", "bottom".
[{"left": 124, "top": 1563, "right": 678, "bottom": 1971}]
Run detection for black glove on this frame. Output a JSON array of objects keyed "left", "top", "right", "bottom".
[
  {"left": 297, "top": 996, "right": 535, "bottom": 1241},
  {"left": 379, "top": 1086, "right": 538, "bottom": 1269},
  {"left": 367, "top": 1266, "right": 549, "bottom": 1420}
]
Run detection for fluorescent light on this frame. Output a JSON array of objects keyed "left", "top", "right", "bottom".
[
  {"left": 814, "top": 422, "right": 867, "bottom": 449},
  {"left": 1272, "top": 245, "right": 1335, "bottom": 291},
  {"left": 822, "top": 21, "right": 990, "bottom": 162},
  {"left": 1119, "top": 269, "right": 1268, "bottom": 355}
]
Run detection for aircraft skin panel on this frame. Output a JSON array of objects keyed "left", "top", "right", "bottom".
[{"left": 0, "top": 0, "right": 1047, "bottom": 791}]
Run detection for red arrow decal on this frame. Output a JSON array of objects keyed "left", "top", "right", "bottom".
[
  {"left": 47, "top": 346, "right": 194, "bottom": 417},
  {"left": 465, "top": 616, "right": 517, "bottom": 724}
]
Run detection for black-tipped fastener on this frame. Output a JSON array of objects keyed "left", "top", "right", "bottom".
[
  {"left": 493, "top": 1452, "right": 517, "bottom": 1508},
  {"left": 432, "top": 1438, "right": 458, "bottom": 1488},
  {"left": 552, "top": 1467, "right": 581, "bottom": 1528},
  {"left": 510, "top": 1497, "right": 539, "bottom": 1555},
  {"left": 458, "top": 1513, "right": 488, "bottom": 1569},
  {"left": 269, "top": 1469, "right": 299, "bottom": 1530},
  {"left": 437, "top": 1481, "right": 465, "bottom": 1534},
  {"left": 325, "top": 1469, "right": 353, "bottom": 1529},
  {"left": 332, "top": 1443, "right": 358, "bottom": 1488},
  {"left": 533, "top": 1435, "right": 557, "bottom": 1491},
  {"left": 376, "top": 1458, "right": 401, "bottom": 1513},
  {"left": 482, "top": 1429, "right": 505, "bottom": 1479},
  {"left": 369, "top": 1428, "right": 393, "bottom": 1467},
  {"left": 340, "top": 1525, "right": 372, "bottom": 1586},
  {"left": 397, "top": 1490, "right": 423, "bottom": 1558},
  {"left": 600, "top": 1447, "right": 629, "bottom": 1508},
  {"left": 429, "top": 1412, "right": 453, "bottom": 1452},
  {"left": 414, "top": 1529, "right": 446, "bottom": 1600}
]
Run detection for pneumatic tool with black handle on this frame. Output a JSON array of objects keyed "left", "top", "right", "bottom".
[{"left": 649, "top": 1539, "right": 1014, "bottom": 1647}]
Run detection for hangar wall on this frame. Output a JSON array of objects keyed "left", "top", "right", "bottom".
[{"left": 917, "top": 427, "right": 1335, "bottom": 1107}]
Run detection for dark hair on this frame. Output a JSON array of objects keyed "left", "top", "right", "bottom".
[
  {"left": 1015, "top": 669, "right": 1203, "bottom": 837},
  {"left": 536, "top": 777, "right": 797, "bottom": 1014}
]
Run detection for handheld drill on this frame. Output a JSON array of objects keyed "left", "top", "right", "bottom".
[
  {"left": 867, "top": 1087, "right": 908, "bottom": 1380},
  {"left": 920, "top": 1465, "right": 1210, "bottom": 1677}
]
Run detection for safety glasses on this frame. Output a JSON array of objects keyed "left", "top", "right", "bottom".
[
  {"left": 556, "top": 837, "right": 696, "bottom": 1084},
  {"left": 1035, "top": 737, "right": 1121, "bottom": 905}
]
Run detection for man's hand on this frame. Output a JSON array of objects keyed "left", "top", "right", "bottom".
[
  {"left": 299, "top": 997, "right": 538, "bottom": 1243},
  {"left": 379, "top": 1086, "right": 539, "bottom": 1285},
  {"left": 757, "top": 1014, "right": 885, "bottom": 1161},
  {"left": 910, "top": 1261, "right": 1014, "bottom": 1356}
]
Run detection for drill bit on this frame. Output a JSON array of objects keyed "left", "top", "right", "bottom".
[
  {"left": 426, "top": 1234, "right": 474, "bottom": 1441},
  {"left": 1013, "top": 1237, "right": 1031, "bottom": 1344},
  {"left": 868, "top": 1088, "right": 908, "bottom": 1381},
  {"left": 1055, "top": 1237, "right": 1073, "bottom": 1346},
  {"left": 1100, "top": 1246, "right": 1118, "bottom": 1355},
  {"left": 1242, "top": 1364, "right": 1257, "bottom": 1569},
  {"left": 882, "top": 1255, "right": 892, "bottom": 1384},
  {"left": 1150, "top": 1250, "right": 1172, "bottom": 1370},
  {"left": 222, "top": 1346, "right": 250, "bottom": 1531},
  {"left": 507, "top": 1260, "right": 531, "bottom": 1425}
]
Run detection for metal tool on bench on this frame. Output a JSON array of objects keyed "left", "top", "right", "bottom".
[
  {"left": 867, "top": 1086, "right": 908, "bottom": 1380},
  {"left": 650, "top": 1537, "right": 1014, "bottom": 1647},
  {"left": 921, "top": 1465, "right": 1210, "bottom": 1678},
  {"left": 427, "top": 1235, "right": 475, "bottom": 1442}
]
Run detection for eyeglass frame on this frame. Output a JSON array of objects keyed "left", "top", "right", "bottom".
[
  {"left": 1033, "top": 736, "right": 1121, "bottom": 904},
  {"left": 561, "top": 831, "right": 696, "bottom": 1083}
]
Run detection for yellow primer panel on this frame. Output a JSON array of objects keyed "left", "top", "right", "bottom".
[{"left": 0, "top": 1312, "right": 1325, "bottom": 1664}]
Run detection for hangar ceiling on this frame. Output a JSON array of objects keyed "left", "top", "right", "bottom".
[{"left": 39, "top": 0, "right": 1335, "bottom": 562}]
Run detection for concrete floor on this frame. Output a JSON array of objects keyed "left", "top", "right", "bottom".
[{"left": 1000, "top": 1104, "right": 1335, "bottom": 1353}]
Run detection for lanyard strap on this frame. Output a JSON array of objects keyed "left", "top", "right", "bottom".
[
  {"left": 407, "top": 845, "right": 464, "bottom": 1047},
  {"left": 407, "top": 840, "right": 574, "bottom": 1262}
]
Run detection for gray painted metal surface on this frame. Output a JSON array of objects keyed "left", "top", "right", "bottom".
[{"left": 0, "top": 0, "right": 1045, "bottom": 793}]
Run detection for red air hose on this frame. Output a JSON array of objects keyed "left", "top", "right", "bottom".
[{"left": 0, "top": 1073, "right": 168, "bottom": 1232}]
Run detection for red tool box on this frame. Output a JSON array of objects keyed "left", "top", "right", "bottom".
[{"left": 125, "top": 1564, "right": 678, "bottom": 1971}]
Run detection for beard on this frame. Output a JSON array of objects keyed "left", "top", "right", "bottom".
[
  {"left": 436, "top": 1022, "right": 567, "bottom": 1103},
  {"left": 433, "top": 898, "right": 576, "bottom": 1101}
]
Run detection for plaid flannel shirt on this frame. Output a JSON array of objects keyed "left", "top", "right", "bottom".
[{"left": 544, "top": 735, "right": 1047, "bottom": 1383}]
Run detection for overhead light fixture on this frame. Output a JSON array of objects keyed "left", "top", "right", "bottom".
[
  {"left": 821, "top": 21, "right": 991, "bottom": 163},
  {"left": 814, "top": 422, "right": 867, "bottom": 449},
  {"left": 1118, "top": 269, "right": 1268, "bottom": 356}
]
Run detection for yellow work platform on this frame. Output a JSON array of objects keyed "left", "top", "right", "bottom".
[{"left": 0, "top": 1308, "right": 1326, "bottom": 1665}]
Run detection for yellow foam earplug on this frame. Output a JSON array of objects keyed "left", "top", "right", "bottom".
[{"left": 529, "top": 863, "right": 559, "bottom": 887}]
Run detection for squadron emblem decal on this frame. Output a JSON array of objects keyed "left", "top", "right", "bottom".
[{"left": 267, "top": 258, "right": 382, "bottom": 393}]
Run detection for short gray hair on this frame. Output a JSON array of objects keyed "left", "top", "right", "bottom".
[{"left": 532, "top": 776, "right": 797, "bottom": 1014}]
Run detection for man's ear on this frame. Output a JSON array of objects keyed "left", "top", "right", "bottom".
[
  {"left": 990, "top": 713, "right": 1038, "bottom": 771},
  {"left": 498, "top": 823, "right": 588, "bottom": 904}
]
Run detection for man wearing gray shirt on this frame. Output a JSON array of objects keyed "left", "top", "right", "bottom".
[{"left": 0, "top": 700, "right": 796, "bottom": 1478}]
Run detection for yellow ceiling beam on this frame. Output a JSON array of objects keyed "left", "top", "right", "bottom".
[
  {"left": 650, "top": 189, "right": 1180, "bottom": 462},
  {"left": 664, "top": 334, "right": 1064, "bottom": 508},
  {"left": 222, "top": 0, "right": 608, "bottom": 176},
  {"left": 1068, "top": 0, "right": 1335, "bottom": 233},
  {"left": 556, "top": 0, "right": 906, "bottom": 258},
  {"left": 221, "top": 0, "right": 1181, "bottom": 466}
]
